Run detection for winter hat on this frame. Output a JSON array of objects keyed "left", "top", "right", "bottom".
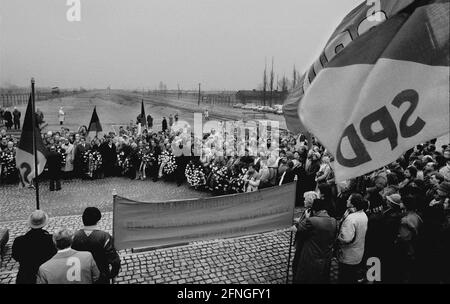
[
  {"left": 438, "top": 182, "right": 450, "bottom": 196},
  {"left": 28, "top": 210, "right": 49, "bottom": 229},
  {"left": 386, "top": 193, "right": 402, "bottom": 207}
]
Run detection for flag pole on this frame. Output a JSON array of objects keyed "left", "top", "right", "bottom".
[
  {"left": 285, "top": 182, "right": 297, "bottom": 284},
  {"left": 286, "top": 230, "right": 294, "bottom": 284},
  {"left": 30, "top": 78, "right": 40, "bottom": 210}
]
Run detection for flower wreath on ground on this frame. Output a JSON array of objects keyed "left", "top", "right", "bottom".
[
  {"left": 0, "top": 149, "right": 17, "bottom": 178},
  {"left": 117, "top": 151, "right": 126, "bottom": 168},
  {"left": 142, "top": 151, "right": 157, "bottom": 166},
  {"left": 185, "top": 160, "right": 207, "bottom": 189},
  {"left": 229, "top": 167, "right": 248, "bottom": 193},
  {"left": 158, "top": 150, "right": 177, "bottom": 176},
  {"left": 136, "top": 148, "right": 144, "bottom": 162},
  {"left": 117, "top": 151, "right": 133, "bottom": 175},
  {"left": 55, "top": 146, "right": 66, "bottom": 168},
  {"left": 83, "top": 150, "right": 102, "bottom": 178},
  {"left": 209, "top": 165, "right": 231, "bottom": 195}
]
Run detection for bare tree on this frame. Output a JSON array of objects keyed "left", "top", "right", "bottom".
[
  {"left": 292, "top": 65, "right": 297, "bottom": 89},
  {"left": 263, "top": 58, "right": 267, "bottom": 106},
  {"left": 281, "top": 75, "right": 288, "bottom": 92},
  {"left": 270, "top": 57, "right": 274, "bottom": 106}
]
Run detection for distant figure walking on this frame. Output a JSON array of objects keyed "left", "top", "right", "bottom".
[
  {"left": 13, "top": 107, "right": 21, "bottom": 130},
  {"left": 0, "top": 107, "right": 4, "bottom": 126},
  {"left": 162, "top": 117, "right": 168, "bottom": 132},
  {"left": 169, "top": 114, "right": 173, "bottom": 128},
  {"left": 146, "top": 114, "right": 153, "bottom": 129},
  {"left": 136, "top": 113, "right": 144, "bottom": 125},
  {"left": 3, "top": 108, "right": 12, "bottom": 130},
  {"left": 58, "top": 107, "right": 65, "bottom": 125},
  {"left": 36, "top": 108, "right": 44, "bottom": 127}
]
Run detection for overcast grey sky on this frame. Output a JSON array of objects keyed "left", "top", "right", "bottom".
[{"left": 0, "top": 0, "right": 362, "bottom": 90}]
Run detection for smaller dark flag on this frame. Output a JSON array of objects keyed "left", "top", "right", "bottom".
[
  {"left": 16, "top": 94, "right": 47, "bottom": 185},
  {"left": 88, "top": 106, "right": 102, "bottom": 132},
  {"left": 140, "top": 100, "right": 146, "bottom": 126}
]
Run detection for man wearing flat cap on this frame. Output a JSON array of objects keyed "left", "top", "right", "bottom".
[{"left": 12, "top": 210, "right": 57, "bottom": 284}]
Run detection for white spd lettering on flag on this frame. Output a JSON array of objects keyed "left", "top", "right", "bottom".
[
  {"left": 296, "top": 0, "right": 449, "bottom": 182},
  {"left": 336, "top": 89, "right": 425, "bottom": 168}
]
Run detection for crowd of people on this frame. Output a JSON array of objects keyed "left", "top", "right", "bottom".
[
  {"left": 0, "top": 111, "right": 301, "bottom": 193},
  {"left": 12, "top": 207, "right": 121, "bottom": 284},
  {"left": 1, "top": 108, "right": 450, "bottom": 283},
  {"left": 0, "top": 107, "right": 22, "bottom": 130},
  {"left": 291, "top": 140, "right": 450, "bottom": 284}
]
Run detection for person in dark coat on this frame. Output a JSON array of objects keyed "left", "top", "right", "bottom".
[
  {"left": 173, "top": 139, "right": 188, "bottom": 186},
  {"left": 150, "top": 140, "right": 161, "bottom": 182},
  {"left": 12, "top": 210, "right": 57, "bottom": 284},
  {"left": 280, "top": 161, "right": 297, "bottom": 185},
  {"left": 74, "top": 137, "right": 91, "bottom": 178},
  {"left": 13, "top": 107, "right": 21, "bottom": 130},
  {"left": 72, "top": 207, "right": 121, "bottom": 284},
  {"left": 0, "top": 137, "right": 7, "bottom": 151},
  {"left": 3, "top": 108, "right": 12, "bottom": 130},
  {"left": 35, "top": 109, "right": 44, "bottom": 127},
  {"left": 46, "top": 146, "right": 63, "bottom": 191},
  {"left": 168, "top": 114, "right": 174, "bottom": 128},
  {"left": 147, "top": 114, "right": 153, "bottom": 129},
  {"left": 292, "top": 199, "right": 337, "bottom": 283},
  {"left": 363, "top": 193, "right": 403, "bottom": 283},
  {"left": 136, "top": 113, "right": 145, "bottom": 125},
  {"left": 0, "top": 108, "right": 4, "bottom": 125},
  {"left": 100, "top": 136, "right": 118, "bottom": 177},
  {"left": 304, "top": 151, "right": 321, "bottom": 191},
  {"left": 162, "top": 117, "right": 168, "bottom": 132},
  {"left": 239, "top": 149, "right": 255, "bottom": 169},
  {"left": 127, "top": 143, "right": 141, "bottom": 179}
]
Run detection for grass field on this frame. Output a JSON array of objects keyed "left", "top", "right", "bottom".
[
  {"left": 10, "top": 89, "right": 448, "bottom": 148},
  {"left": 11, "top": 90, "right": 289, "bottom": 136}
]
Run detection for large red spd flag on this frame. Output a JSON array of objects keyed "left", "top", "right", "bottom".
[{"left": 284, "top": 0, "right": 449, "bottom": 182}]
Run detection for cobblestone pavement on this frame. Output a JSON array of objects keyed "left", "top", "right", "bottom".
[
  {"left": 0, "top": 177, "right": 211, "bottom": 222},
  {"left": 0, "top": 167, "right": 338, "bottom": 284},
  {"left": 0, "top": 211, "right": 307, "bottom": 284},
  {"left": 0, "top": 210, "right": 338, "bottom": 284}
]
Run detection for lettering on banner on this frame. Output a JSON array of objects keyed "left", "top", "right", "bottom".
[
  {"left": 336, "top": 89, "right": 426, "bottom": 168},
  {"left": 300, "top": 0, "right": 386, "bottom": 96}
]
